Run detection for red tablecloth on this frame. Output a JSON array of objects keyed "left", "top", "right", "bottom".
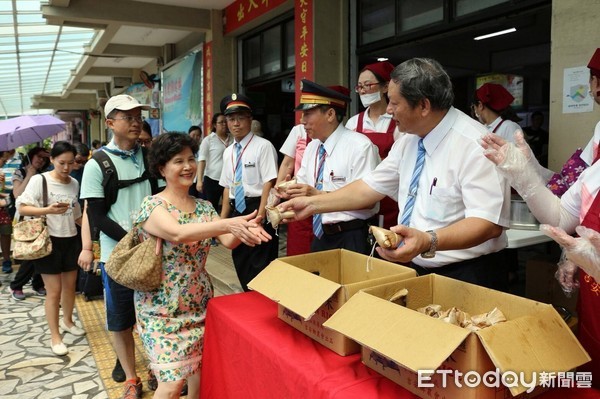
[{"left": 199, "top": 292, "right": 600, "bottom": 399}]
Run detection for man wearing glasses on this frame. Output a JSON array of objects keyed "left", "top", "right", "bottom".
[
  {"left": 80, "top": 94, "right": 153, "bottom": 399},
  {"left": 218, "top": 93, "right": 279, "bottom": 291}
]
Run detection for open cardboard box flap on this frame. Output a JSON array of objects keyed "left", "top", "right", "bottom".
[
  {"left": 324, "top": 290, "right": 470, "bottom": 372},
  {"left": 248, "top": 259, "right": 340, "bottom": 321},
  {"left": 475, "top": 306, "right": 591, "bottom": 396}
]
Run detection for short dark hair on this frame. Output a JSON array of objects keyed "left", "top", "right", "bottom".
[
  {"left": 142, "top": 121, "right": 152, "bottom": 135},
  {"left": 211, "top": 113, "right": 224, "bottom": 131},
  {"left": 188, "top": 125, "right": 202, "bottom": 134},
  {"left": 390, "top": 58, "right": 454, "bottom": 111},
  {"left": 148, "top": 133, "right": 199, "bottom": 178},
  {"left": 74, "top": 142, "right": 89, "bottom": 157}
]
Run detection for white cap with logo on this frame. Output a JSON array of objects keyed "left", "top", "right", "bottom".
[{"left": 104, "top": 94, "right": 150, "bottom": 116}]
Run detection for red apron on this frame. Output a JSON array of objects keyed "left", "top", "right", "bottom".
[
  {"left": 286, "top": 135, "right": 314, "bottom": 256},
  {"left": 578, "top": 192, "right": 600, "bottom": 386},
  {"left": 356, "top": 111, "right": 399, "bottom": 229}
]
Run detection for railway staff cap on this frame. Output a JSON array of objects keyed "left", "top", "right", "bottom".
[
  {"left": 295, "top": 79, "right": 351, "bottom": 115},
  {"left": 220, "top": 93, "right": 253, "bottom": 115}
]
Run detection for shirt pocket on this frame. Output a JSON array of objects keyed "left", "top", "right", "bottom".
[
  {"left": 425, "top": 184, "right": 461, "bottom": 222},
  {"left": 243, "top": 161, "right": 260, "bottom": 185}
]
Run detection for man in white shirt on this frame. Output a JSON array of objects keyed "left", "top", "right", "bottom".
[
  {"left": 280, "top": 80, "right": 380, "bottom": 254},
  {"left": 218, "top": 93, "right": 279, "bottom": 291},
  {"left": 280, "top": 59, "right": 511, "bottom": 291}
]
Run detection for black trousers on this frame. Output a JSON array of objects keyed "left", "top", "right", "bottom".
[
  {"left": 410, "top": 250, "right": 509, "bottom": 292},
  {"left": 203, "top": 176, "right": 224, "bottom": 214},
  {"left": 230, "top": 197, "right": 279, "bottom": 291},
  {"left": 10, "top": 260, "right": 44, "bottom": 291},
  {"left": 310, "top": 224, "right": 371, "bottom": 255}
]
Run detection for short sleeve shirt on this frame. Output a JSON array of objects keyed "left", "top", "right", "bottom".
[
  {"left": 198, "top": 132, "right": 231, "bottom": 181},
  {"left": 16, "top": 172, "right": 82, "bottom": 237},
  {"left": 297, "top": 124, "right": 380, "bottom": 223},
  {"left": 219, "top": 133, "right": 278, "bottom": 198},
  {"left": 363, "top": 107, "right": 510, "bottom": 267},
  {"left": 279, "top": 124, "right": 308, "bottom": 175},
  {"left": 80, "top": 146, "right": 152, "bottom": 262}
]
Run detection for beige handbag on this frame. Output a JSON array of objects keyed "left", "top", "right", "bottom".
[
  {"left": 13, "top": 176, "right": 52, "bottom": 260},
  {"left": 104, "top": 228, "right": 163, "bottom": 292}
]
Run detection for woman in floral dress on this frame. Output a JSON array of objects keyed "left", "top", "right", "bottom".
[{"left": 133, "top": 133, "right": 271, "bottom": 399}]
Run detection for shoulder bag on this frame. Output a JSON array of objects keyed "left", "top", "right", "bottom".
[{"left": 13, "top": 175, "right": 52, "bottom": 260}]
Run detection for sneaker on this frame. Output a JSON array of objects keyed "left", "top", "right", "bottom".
[
  {"left": 122, "top": 378, "right": 142, "bottom": 399},
  {"left": 11, "top": 290, "right": 26, "bottom": 301},
  {"left": 34, "top": 288, "right": 47, "bottom": 296},
  {"left": 2, "top": 260, "right": 12, "bottom": 273},
  {"left": 112, "top": 359, "right": 126, "bottom": 383},
  {"left": 147, "top": 369, "right": 158, "bottom": 391}
]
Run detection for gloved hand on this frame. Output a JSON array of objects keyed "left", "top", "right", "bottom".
[
  {"left": 541, "top": 224, "right": 600, "bottom": 288},
  {"left": 555, "top": 250, "right": 580, "bottom": 297},
  {"left": 480, "top": 130, "right": 547, "bottom": 200}
]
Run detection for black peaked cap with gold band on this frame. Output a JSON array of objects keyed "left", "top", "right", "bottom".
[
  {"left": 295, "top": 79, "right": 351, "bottom": 116},
  {"left": 220, "top": 93, "right": 254, "bottom": 115}
]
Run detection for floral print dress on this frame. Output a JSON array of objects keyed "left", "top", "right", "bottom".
[{"left": 133, "top": 195, "right": 216, "bottom": 382}]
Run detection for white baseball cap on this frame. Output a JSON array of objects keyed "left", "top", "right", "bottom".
[{"left": 104, "top": 94, "right": 150, "bottom": 116}]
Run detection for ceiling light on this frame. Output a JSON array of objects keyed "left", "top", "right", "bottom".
[
  {"left": 474, "top": 28, "right": 516, "bottom": 41},
  {"left": 377, "top": 57, "right": 389, "bottom": 62}
]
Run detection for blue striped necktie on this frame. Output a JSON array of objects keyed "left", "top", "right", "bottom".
[
  {"left": 313, "top": 144, "right": 326, "bottom": 238},
  {"left": 399, "top": 139, "right": 425, "bottom": 226},
  {"left": 234, "top": 142, "right": 246, "bottom": 213}
]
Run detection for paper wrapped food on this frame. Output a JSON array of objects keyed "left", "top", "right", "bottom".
[
  {"left": 417, "top": 304, "right": 506, "bottom": 331},
  {"left": 369, "top": 226, "right": 402, "bottom": 249},
  {"left": 265, "top": 206, "right": 295, "bottom": 229},
  {"left": 276, "top": 178, "right": 297, "bottom": 193}
]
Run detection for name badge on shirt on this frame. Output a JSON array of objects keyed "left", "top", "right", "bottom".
[
  {"left": 331, "top": 175, "right": 346, "bottom": 182},
  {"left": 244, "top": 162, "right": 256, "bottom": 168}
]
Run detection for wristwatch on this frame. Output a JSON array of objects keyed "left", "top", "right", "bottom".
[{"left": 421, "top": 230, "right": 438, "bottom": 259}]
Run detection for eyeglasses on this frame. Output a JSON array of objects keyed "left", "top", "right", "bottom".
[
  {"left": 354, "top": 82, "right": 380, "bottom": 93},
  {"left": 225, "top": 115, "right": 251, "bottom": 123},
  {"left": 216, "top": 121, "right": 228, "bottom": 125},
  {"left": 110, "top": 116, "right": 143, "bottom": 124},
  {"left": 138, "top": 139, "right": 152, "bottom": 145}
]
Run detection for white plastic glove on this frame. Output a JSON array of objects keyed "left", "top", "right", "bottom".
[
  {"left": 480, "top": 130, "right": 547, "bottom": 200},
  {"left": 555, "top": 250, "right": 580, "bottom": 297},
  {"left": 541, "top": 224, "right": 600, "bottom": 287}
]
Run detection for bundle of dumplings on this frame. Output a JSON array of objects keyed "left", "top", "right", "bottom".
[{"left": 417, "top": 304, "right": 507, "bottom": 331}]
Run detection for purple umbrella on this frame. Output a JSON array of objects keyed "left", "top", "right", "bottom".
[{"left": 0, "top": 115, "right": 66, "bottom": 151}]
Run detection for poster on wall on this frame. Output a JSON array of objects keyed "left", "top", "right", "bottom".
[
  {"left": 162, "top": 50, "right": 203, "bottom": 133},
  {"left": 563, "top": 66, "right": 594, "bottom": 114}
]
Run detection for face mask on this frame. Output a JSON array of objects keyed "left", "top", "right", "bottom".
[{"left": 360, "top": 91, "right": 381, "bottom": 107}]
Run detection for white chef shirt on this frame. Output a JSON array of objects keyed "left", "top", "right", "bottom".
[
  {"left": 346, "top": 109, "right": 403, "bottom": 140},
  {"left": 486, "top": 116, "right": 521, "bottom": 143},
  {"left": 219, "top": 133, "right": 278, "bottom": 199},
  {"left": 363, "top": 107, "right": 510, "bottom": 267},
  {"left": 297, "top": 123, "right": 380, "bottom": 224}
]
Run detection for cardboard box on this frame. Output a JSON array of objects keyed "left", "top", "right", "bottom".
[
  {"left": 526, "top": 255, "right": 578, "bottom": 317},
  {"left": 248, "top": 249, "right": 416, "bottom": 355},
  {"left": 323, "top": 274, "right": 590, "bottom": 398}
]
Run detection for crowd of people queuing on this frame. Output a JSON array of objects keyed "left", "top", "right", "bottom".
[{"left": 4, "top": 49, "right": 600, "bottom": 398}]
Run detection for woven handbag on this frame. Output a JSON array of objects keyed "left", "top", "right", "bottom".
[
  {"left": 13, "top": 176, "right": 52, "bottom": 260},
  {"left": 104, "top": 229, "right": 163, "bottom": 292}
]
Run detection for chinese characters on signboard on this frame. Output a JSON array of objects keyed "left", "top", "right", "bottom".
[{"left": 295, "top": 0, "right": 313, "bottom": 123}]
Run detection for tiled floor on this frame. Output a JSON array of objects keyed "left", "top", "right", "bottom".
[{"left": 0, "top": 228, "right": 286, "bottom": 399}]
